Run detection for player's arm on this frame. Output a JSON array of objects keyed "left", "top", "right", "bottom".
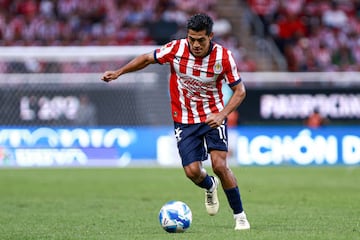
[
  {"left": 206, "top": 81, "right": 246, "bottom": 128},
  {"left": 101, "top": 52, "right": 156, "bottom": 82},
  {"left": 222, "top": 81, "right": 246, "bottom": 117}
]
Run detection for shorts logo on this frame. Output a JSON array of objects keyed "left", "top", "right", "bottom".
[
  {"left": 213, "top": 61, "right": 223, "bottom": 74},
  {"left": 174, "top": 127, "right": 182, "bottom": 142}
]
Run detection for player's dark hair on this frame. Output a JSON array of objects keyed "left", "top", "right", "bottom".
[{"left": 187, "top": 13, "right": 213, "bottom": 35}]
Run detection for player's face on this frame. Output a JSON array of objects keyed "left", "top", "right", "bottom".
[{"left": 187, "top": 29, "right": 213, "bottom": 57}]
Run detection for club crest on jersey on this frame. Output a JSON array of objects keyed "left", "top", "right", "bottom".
[{"left": 213, "top": 62, "right": 223, "bottom": 74}]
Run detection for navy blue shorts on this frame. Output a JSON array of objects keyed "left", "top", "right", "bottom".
[{"left": 174, "top": 121, "right": 228, "bottom": 167}]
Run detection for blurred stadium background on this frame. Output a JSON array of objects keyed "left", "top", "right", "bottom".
[{"left": 0, "top": 0, "right": 359, "bottom": 167}]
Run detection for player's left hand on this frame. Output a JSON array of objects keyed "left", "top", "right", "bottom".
[{"left": 205, "top": 113, "right": 225, "bottom": 128}]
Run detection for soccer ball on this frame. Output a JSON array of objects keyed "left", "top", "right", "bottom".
[{"left": 158, "top": 200, "right": 192, "bottom": 233}]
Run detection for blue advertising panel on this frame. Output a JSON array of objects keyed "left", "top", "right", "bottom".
[
  {"left": 0, "top": 127, "right": 174, "bottom": 167},
  {"left": 0, "top": 126, "right": 359, "bottom": 167},
  {"left": 234, "top": 126, "right": 360, "bottom": 166}
]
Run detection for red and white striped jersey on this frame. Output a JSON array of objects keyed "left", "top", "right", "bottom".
[{"left": 154, "top": 39, "right": 241, "bottom": 124}]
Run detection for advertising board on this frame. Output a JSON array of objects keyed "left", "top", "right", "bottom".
[{"left": 0, "top": 126, "right": 359, "bottom": 167}]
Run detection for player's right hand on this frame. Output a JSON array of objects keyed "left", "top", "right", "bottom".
[{"left": 101, "top": 71, "right": 118, "bottom": 82}]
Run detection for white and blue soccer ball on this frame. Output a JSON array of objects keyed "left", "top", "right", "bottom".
[{"left": 158, "top": 200, "right": 192, "bottom": 233}]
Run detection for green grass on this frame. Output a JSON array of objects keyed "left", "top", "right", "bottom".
[{"left": 0, "top": 167, "right": 359, "bottom": 240}]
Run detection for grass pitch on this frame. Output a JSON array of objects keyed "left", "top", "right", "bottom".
[{"left": 0, "top": 167, "right": 359, "bottom": 240}]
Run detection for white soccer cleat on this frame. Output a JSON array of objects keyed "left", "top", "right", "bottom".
[
  {"left": 205, "top": 176, "right": 219, "bottom": 216},
  {"left": 234, "top": 211, "right": 250, "bottom": 230}
]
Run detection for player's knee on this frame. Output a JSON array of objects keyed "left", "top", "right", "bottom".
[
  {"left": 184, "top": 168, "right": 200, "bottom": 181},
  {"left": 212, "top": 163, "right": 228, "bottom": 177},
  {"left": 184, "top": 166, "right": 202, "bottom": 182}
]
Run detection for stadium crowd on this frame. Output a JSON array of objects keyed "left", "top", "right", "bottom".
[
  {"left": 1, "top": 0, "right": 359, "bottom": 72},
  {"left": 247, "top": 0, "right": 360, "bottom": 71},
  {"left": 0, "top": 0, "right": 255, "bottom": 72}
]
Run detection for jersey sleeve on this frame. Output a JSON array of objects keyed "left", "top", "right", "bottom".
[
  {"left": 224, "top": 49, "right": 242, "bottom": 87},
  {"left": 154, "top": 40, "right": 177, "bottom": 64}
]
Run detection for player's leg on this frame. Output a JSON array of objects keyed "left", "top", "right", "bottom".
[
  {"left": 210, "top": 149, "right": 239, "bottom": 215},
  {"left": 182, "top": 162, "right": 213, "bottom": 188},
  {"left": 210, "top": 150, "right": 250, "bottom": 230},
  {"left": 182, "top": 161, "right": 219, "bottom": 215},
  {"left": 174, "top": 122, "right": 219, "bottom": 214},
  {"left": 206, "top": 121, "right": 251, "bottom": 230},
  {"left": 183, "top": 161, "right": 205, "bottom": 183},
  {"left": 209, "top": 150, "right": 236, "bottom": 188}
]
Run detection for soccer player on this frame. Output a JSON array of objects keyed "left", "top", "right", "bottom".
[{"left": 101, "top": 13, "right": 250, "bottom": 230}]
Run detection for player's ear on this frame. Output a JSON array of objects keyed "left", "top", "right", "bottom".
[{"left": 209, "top": 32, "right": 214, "bottom": 40}]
